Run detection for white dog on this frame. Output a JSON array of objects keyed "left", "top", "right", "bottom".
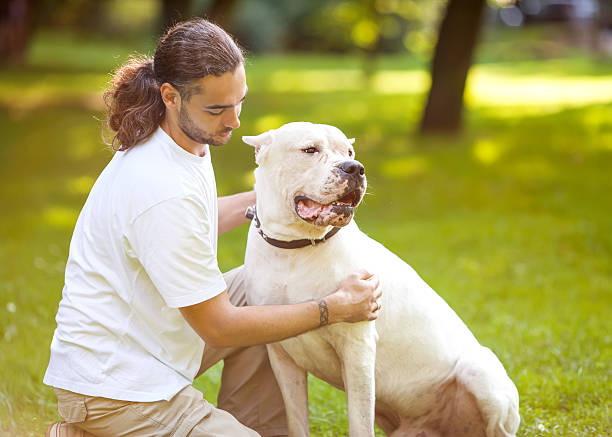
[{"left": 242, "top": 122, "right": 520, "bottom": 437}]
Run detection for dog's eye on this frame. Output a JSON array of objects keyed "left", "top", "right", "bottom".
[
  {"left": 302, "top": 147, "right": 318, "bottom": 154},
  {"left": 348, "top": 150, "right": 354, "bottom": 157}
]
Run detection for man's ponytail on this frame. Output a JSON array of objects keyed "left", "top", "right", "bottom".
[{"left": 103, "top": 56, "right": 165, "bottom": 151}]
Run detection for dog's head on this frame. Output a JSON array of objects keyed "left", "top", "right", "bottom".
[{"left": 243, "top": 122, "right": 366, "bottom": 230}]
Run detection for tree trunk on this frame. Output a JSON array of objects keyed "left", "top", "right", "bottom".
[
  {"left": 361, "top": 0, "right": 383, "bottom": 86},
  {"left": 0, "top": 0, "right": 32, "bottom": 65},
  {"left": 160, "top": 0, "right": 191, "bottom": 34},
  {"left": 419, "top": 0, "right": 486, "bottom": 134},
  {"left": 205, "top": 0, "right": 238, "bottom": 28}
]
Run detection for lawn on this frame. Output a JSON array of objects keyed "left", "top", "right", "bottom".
[{"left": 0, "top": 29, "right": 611, "bottom": 436}]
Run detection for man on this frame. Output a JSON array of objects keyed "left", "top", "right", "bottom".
[{"left": 44, "top": 18, "right": 382, "bottom": 437}]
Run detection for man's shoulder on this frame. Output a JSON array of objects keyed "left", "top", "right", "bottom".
[
  {"left": 110, "top": 138, "right": 187, "bottom": 213},
  {"left": 123, "top": 145, "right": 179, "bottom": 182},
  {"left": 107, "top": 129, "right": 213, "bottom": 219}
]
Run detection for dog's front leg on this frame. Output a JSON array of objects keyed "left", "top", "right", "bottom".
[
  {"left": 330, "top": 322, "right": 378, "bottom": 437},
  {"left": 267, "top": 342, "right": 309, "bottom": 437}
]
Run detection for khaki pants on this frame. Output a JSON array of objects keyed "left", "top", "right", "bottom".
[{"left": 53, "top": 266, "right": 287, "bottom": 437}]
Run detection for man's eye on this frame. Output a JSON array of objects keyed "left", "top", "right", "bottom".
[
  {"left": 208, "top": 110, "right": 223, "bottom": 116},
  {"left": 302, "top": 147, "right": 318, "bottom": 154}
]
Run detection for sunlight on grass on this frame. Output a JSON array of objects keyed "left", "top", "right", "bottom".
[
  {"left": 65, "top": 125, "right": 109, "bottom": 160},
  {"left": 66, "top": 176, "right": 95, "bottom": 195},
  {"left": 269, "top": 69, "right": 363, "bottom": 92},
  {"left": 472, "top": 139, "right": 503, "bottom": 165},
  {"left": 0, "top": 72, "right": 107, "bottom": 110},
  {"left": 26, "top": 30, "right": 148, "bottom": 72},
  {"left": 2, "top": 61, "right": 609, "bottom": 116},
  {"left": 582, "top": 105, "right": 611, "bottom": 131},
  {"left": 380, "top": 155, "right": 429, "bottom": 178},
  {"left": 254, "top": 114, "right": 288, "bottom": 133},
  {"left": 371, "top": 70, "right": 429, "bottom": 94},
  {"left": 257, "top": 62, "right": 612, "bottom": 112},
  {"left": 511, "top": 158, "right": 558, "bottom": 182},
  {"left": 343, "top": 101, "right": 369, "bottom": 122},
  {"left": 42, "top": 206, "right": 78, "bottom": 228},
  {"left": 467, "top": 67, "right": 612, "bottom": 107},
  {"left": 266, "top": 69, "right": 429, "bottom": 94}
]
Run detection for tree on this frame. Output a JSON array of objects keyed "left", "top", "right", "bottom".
[
  {"left": 206, "top": 0, "right": 238, "bottom": 28},
  {"left": 160, "top": 0, "right": 191, "bottom": 33},
  {"left": 0, "top": 0, "right": 32, "bottom": 65},
  {"left": 419, "top": 0, "right": 487, "bottom": 134},
  {"left": 159, "top": 0, "right": 238, "bottom": 34}
]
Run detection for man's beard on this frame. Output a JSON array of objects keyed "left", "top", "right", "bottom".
[{"left": 178, "top": 105, "right": 232, "bottom": 146}]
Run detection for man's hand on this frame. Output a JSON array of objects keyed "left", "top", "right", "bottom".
[{"left": 323, "top": 270, "right": 382, "bottom": 324}]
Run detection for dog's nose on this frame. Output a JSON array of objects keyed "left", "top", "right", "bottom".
[{"left": 338, "top": 160, "right": 365, "bottom": 177}]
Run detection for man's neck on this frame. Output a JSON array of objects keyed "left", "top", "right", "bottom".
[{"left": 160, "top": 118, "right": 207, "bottom": 157}]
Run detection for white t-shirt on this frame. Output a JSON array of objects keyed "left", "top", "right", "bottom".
[{"left": 44, "top": 127, "right": 227, "bottom": 401}]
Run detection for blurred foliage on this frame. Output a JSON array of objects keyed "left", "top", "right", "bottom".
[
  {"left": 32, "top": 0, "right": 161, "bottom": 37},
  {"left": 16, "top": 0, "right": 610, "bottom": 68},
  {"left": 27, "top": 0, "right": 446, "bottom": 55},
  {"left": 257, "top": 0, "right": 445, "bottom": 56}
]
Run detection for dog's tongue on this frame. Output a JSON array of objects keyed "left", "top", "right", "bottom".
[{"left": 297, "top": 199, "right": 333, "bottom": 219}]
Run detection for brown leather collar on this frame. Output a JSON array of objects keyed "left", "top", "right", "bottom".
[{"left": 246, "top": 205, "right": 341, "bottom": 249}]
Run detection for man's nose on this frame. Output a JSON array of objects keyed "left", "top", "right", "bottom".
[
  {"left": 224, "top": 106, "right": 240, "bottom": 129},
  {"left": 338, "top": 160, "right": 365, "bottom": 177}
]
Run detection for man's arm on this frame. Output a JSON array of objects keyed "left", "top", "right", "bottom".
[
  {"left": 179, "top": 270, "right": 381, "bottom": 349},
  {"left": 218, "top": 190, "right": 256, "bottom": 235}
]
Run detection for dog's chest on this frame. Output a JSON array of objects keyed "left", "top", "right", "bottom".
[{"left": 247, "top": 256, "right": 349, "bottom": 305}]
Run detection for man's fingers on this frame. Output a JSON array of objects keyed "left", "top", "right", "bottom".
[
  {"left": 368, "top": 303, "right": 380, "bottom": 320},
  {"left": 373, "top": 282, "right": 383, "bottom": 300},
  {"left": 368, "top": 275, "right": 380, "bottom": 289},
  {"left": 364, "top": 275, "right": 382, "bottom": 298},
  {"left": 355, "top": 269, "right": 374, "bottom": 280}
]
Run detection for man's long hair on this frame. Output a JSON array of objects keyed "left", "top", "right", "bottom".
[{"left": 103, "top": 19, "right": 244, "bottom": 151}]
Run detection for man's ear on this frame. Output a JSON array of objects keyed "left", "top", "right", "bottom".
[
  {"left": 242, "top": 131, "right": 275, "bottom": 163},
  {"left": 160, "top": 82, "right": 181, "bottom": 109}
]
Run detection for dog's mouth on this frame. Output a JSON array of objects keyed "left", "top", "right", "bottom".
[{"left": 294, "top": 190, "right": 362, "bottom": 227}]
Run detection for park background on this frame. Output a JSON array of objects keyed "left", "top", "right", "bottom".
[{"left": 1, "top": 0, "right": 611, "bottom": 435}]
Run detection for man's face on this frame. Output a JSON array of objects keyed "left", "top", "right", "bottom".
[{"left": 177, "top": 64, "right": 247, "bottom": 146}]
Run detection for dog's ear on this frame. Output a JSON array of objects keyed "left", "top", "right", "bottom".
[
  {"left": 347, "top": 138, "right": 355, "bottom": 145},
  {"left": 242, "top": 131, "right": 274, "bottom": 163}
]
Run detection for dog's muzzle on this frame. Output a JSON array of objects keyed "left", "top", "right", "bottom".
[{"left": 294, "top": 160, "right": 366, "bottom": 227}]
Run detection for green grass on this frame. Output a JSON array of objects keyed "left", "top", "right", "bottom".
[{"left": 1, "top": 28, "right": 611, "bottom": 436}]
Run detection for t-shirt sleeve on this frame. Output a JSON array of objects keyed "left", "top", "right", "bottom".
[{"left": 125, "top": 195, "right": 227, "bottom": 308}]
